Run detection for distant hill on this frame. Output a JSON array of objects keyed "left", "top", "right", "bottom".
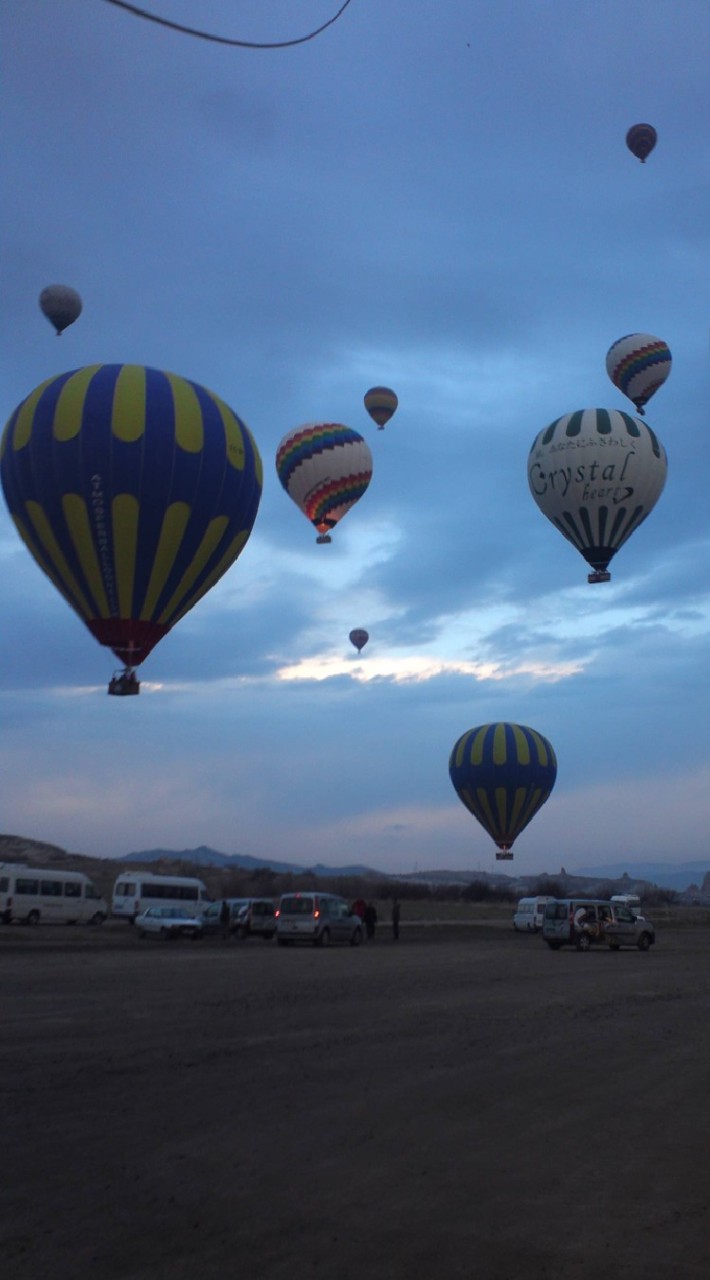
[
  {"left": 4, "top": 834, "right": 708, "bottom": 899},
  {"left": 120, "top": 845, "right": 382, "bottom": 880},
  {"left": 575, "top": 860, "right": 710, "bottom": 892}
]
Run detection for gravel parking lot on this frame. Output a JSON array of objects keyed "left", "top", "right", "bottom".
[{"left": 2, "top": 921, "right": 709, "bottom": 1280}]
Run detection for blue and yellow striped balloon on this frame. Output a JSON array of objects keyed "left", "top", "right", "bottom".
[
  {"left": 449, "top": 722, "right": 557, "bottom": 859},
  {"left": 0, "top": 364, "right": 263, "bottom": 671}
]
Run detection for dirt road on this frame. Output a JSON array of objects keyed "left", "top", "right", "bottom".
[{"left": 2, "top": 922, "right": 709, "bottom": 1280}]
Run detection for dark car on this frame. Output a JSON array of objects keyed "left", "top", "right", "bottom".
[{"left": 202, "top": 898, "right": 276, "bottom": 940}]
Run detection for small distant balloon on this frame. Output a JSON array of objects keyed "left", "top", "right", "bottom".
[
  {"left": 449, "top": 722, "right": 558, "bottom": 860},
  {"left": 625, "top": 123, "right": 657, "bottom": 163},
  {"left": 364, "top": 386, "right": 398, "bottom": 429},
  {"left": 39, "top": 284, "right": 83, "bottom": 335},
  {"left": 527, "top": 408, "right": 668, "bottom": 583},
  {"left": 275, "top": 423, "right": 373, "bottom": 543},
  {"left": 606, "top": 333, "right": 671, "bottom": 415},
  {"left": 349, "top": 628, "right": 369, "bottom": 653}
]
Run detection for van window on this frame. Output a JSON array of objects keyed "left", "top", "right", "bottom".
[
  {"left": 16, "top": 879, "right": 39, "bottom": 895},
  {"left": 545, "top": 902, "right": 567, "bottom": 920},
  {"left": 64, "top": 882, "right": 82, "bottom": 898},
  {"left": 0, "top": 877, "right": 8, "bottom": 892},
  {"left": 280, "top": 897, "right": 315, "bottom": 915},
  {"left": 41, "top": 880, "right": 63, "bottom": 896}
]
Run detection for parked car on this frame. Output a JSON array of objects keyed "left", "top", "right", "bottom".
[
  {"left": 276, "top": 892, "right": 363, "bottom": 947},
  {"left": 541, "top": 899, "right": 655, "bottom": 952},
  {"left": 234, "top": 898, "right": 277, "bottom": 940},
  {"left": 201, "top": 898, "right": 277, "bottom": 939},
  {"left": 202, "top": 899, "right": 249, "bottom": 936},
  {"left": 135, "top": 906, "right": 204, "bottom": 940}
]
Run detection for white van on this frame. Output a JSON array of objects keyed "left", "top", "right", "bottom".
[
  {"left": 112, "top": 871, "right": 211, "bottom": 922},
  {"left": 512, "top": 896, "right": 555, "bottom": 932},
  {"left": 0, "top": 864, "right": 108, "bottom": 926},
  {"left": 610, "top": 893, "right": 643, "bottom": 918}
]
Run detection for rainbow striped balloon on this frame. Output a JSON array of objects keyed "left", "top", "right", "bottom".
[
  {"left": 0, "top": 364, "right": 263, "bottom": 671},
  {"left": 606, "top": 333, "right": 671, "bottom": 415},
  {"left": 449, "top": 723, "right": 557, "bottom": 859},
  {"left": 275, "top": 423, "right": 373, "bottom": 543}
]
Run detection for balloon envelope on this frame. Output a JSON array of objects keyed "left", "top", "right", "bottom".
[
  {"left": 364, "top": 386, "right": 398, "bottom": 429},
  {"left": 0, "top": 364, "right": 263, "bottom": 668},
  {"left": 349, "top": 628, "right": 369, "bottom": 653},
  {"left": 527, "top": 408, "right": 667, "bottom": 582},
  {"left": 275, "top": 423, "right": 373, "bottom": 543},
  {"left": 39, "top": 284, "right": 83, "bottom": 335},
  {"left": 606, "top": 333, "right": 671, "bottom": 414},
  {"left": 625, "top": 123, "right": 657, "bottom": 162},
  {"left": 449, "top": 723, "right": 557, "bottom": 859}
]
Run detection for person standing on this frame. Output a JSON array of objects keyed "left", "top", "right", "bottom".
[
  {"left": 220, "top": 898, "right": 231, "bottom": 941},
  {"left": 363, "top": 902, "right": 378, "bottom": 941},
  {"left": 391, "top": 898, "right": 401, "bottom": 941}
]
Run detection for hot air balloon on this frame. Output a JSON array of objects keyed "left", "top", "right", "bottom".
[
  {"left": 527, "top": 408, "right": 667, "bottom": 583},
  {"left": 39, "top": 285, "right": 83, "bottom": 335},
  {"left": 449, "top": 722, "right": 557, "bottom": 860},
  {"left": 606, "top": 333, "right": 671, "bottom": 415},
  {"left": 275, "top": 423, "right": 373, "bottom": 543},
  {"left": 626, "top": 123, "right": 657, "bottom": 163},
  {"left": 364, "top": 386, "right": 398, "bottom": 429},
  {"left": 0, "top": 364, "right": 263, "bottom": 694},
  {"left": 349, "top": 628, "right": 369, "bottom": 653}
]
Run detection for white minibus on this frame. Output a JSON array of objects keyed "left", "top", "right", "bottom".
[
  {"left": 512, "top": 896, "right": 555, "bottom": 932},
  {"left": 112, "top": 871, "right": 211, "bottom": 921},
  {"left": 0, "top": 864, "right": 108, "bottom": 926}
]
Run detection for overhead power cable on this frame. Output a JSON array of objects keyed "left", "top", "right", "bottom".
[{"left": 100, "top": 0, "right": 354, "bottom": 48}]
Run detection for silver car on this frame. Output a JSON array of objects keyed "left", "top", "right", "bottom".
[
  {"left": 135, "top": 906, "right": 204, "bottom": 940},
  {"left": 542, "top": 898, "right": 655, "bottom": 952},
  {"left": 276, "top": 892, "right": 363, "bottom": 947}
]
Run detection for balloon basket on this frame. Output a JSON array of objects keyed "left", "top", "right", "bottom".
[
  {"left": 496, "top": 850, "right": 514, "bottom": 861},
  {"left": 316, "top": 534, "right": 332, "bottom": 544},
  {"left": 108, "top": 669, "right": 140, "bottom": 697},
  {"left": 587, "top": 570, "right": 611, "bottom": 584}
]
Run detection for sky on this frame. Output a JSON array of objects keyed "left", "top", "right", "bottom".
[{"left": 1, "top": 0, "right": 709, "bottom": 878}]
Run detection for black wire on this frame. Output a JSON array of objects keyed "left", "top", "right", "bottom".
[{"left": 100, "top": 0, "right": 355, "bottom": 49}]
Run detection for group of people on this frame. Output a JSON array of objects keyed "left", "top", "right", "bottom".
[{"left": 351, "top": 898, "right": 401, "bottom": 941}]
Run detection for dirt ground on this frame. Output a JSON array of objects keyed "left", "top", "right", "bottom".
[{"left": 2, "top": 920, "right": 710, "bottom": 1280}]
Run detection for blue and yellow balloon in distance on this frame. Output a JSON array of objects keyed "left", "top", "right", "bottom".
[
  {"left": 275, "top": 423, "right": 373, "bottom": 543},
  {"left": 364, "top": 386, "right": 398, "bottom": 429},
  {"left": 0, "top": 364, "right": 263, "bottom": 688},
  {"left": 527, "top": 408, "right": 668, "bottom": 583},
  {"left": 449, "top": 722, "right": 557, "bottom": 860}
]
